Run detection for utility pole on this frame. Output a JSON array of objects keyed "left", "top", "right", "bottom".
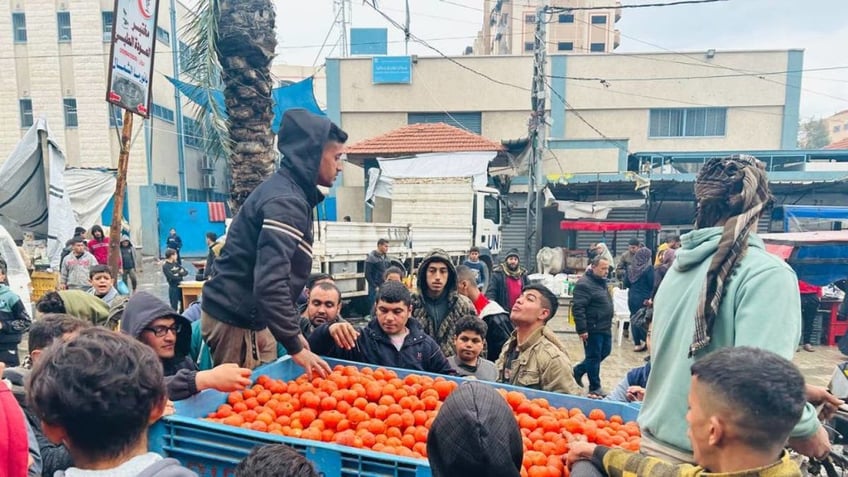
[
  {"left": 170, "top": 0, "right": 187, "bottom": 201},
  {"left": 334, "top": 0, "right": 351, "bottom": 57},
  {"left": 525, "top": 1, "right": 547, "bottom": 271}
]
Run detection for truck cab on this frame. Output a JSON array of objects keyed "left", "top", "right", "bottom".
[{"left": 473, "top": 187, "right": 503, "bottom": 257}]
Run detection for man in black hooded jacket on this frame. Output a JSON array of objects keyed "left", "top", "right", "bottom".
[
  {"left": 121, "top": 291, "right": 251, "bottom": 401},
  {"left": 200, "top": 109, "right": 347, "bottom": 375}
]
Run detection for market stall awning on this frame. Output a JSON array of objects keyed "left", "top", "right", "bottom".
[
  {"left": 761, "top": 230, "right": 848, "bottom": 286},
  {"left": 560, "top": 221, "right": 662, "bottom": 232}
]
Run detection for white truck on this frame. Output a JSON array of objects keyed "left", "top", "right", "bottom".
[{"left": 312, "top": 177, "right": 504, "bottom": 315}]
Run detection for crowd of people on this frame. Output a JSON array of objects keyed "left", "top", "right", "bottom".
[{"left": 0, "top": 109, "right": 843, "bottom": 476}]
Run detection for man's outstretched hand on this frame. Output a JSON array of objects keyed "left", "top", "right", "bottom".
[{"left": 292, "top": 348, "right": 331, "bottom": 379}]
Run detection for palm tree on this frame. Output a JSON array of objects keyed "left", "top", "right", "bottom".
[{"left": 182, "top": 0, "right": 277, "bottom": 213}]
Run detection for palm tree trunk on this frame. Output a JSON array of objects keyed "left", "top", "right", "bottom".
[{"left": 216, "top": 0, "right": 277, "bottom": 213}]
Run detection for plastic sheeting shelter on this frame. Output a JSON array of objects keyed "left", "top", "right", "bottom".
[
  {"left": 166, "top": 76, "right": 325, "bottom": 132},
  {"left": 761, "top": 230, "right": 848, "bottom": 286}
]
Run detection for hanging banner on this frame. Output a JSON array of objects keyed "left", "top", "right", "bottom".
[{"left": 105, "top": 0, "right": 160, "bottom": 117}]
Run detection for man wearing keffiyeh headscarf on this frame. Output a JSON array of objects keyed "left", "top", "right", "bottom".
[{"left": 636, "top": 155, "right": 837, "bottom": 464}]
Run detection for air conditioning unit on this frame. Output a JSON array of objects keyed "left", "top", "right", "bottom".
[
  {"left": 200, "top": 156, "right": 215, "bottom": 171},
  {"left": 202, "top": 174, "right": 216, "bottom": 189}
]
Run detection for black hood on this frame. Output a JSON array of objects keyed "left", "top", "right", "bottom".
[
  {"left": 416, "top": 249, "right": 458, "bottom": 297},
  {"left": 427, "top": 381, "right": 523, "bottom": 477},
  {"left": 277, "top": 109, "right": 333, "bottom": 203},
  {"left": 120, "top": 291, "right": 191, "bottom": 357},
  {"left": 90, "top": 224, "right": 104, "bottom": 238}
]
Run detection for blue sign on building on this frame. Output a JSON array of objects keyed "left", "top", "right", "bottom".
[
  {"left": 372, "top": 56, "right": 412, "bottom": 84},
  {"left": 351, "top": 28, "right": 388, "bottom": 55}
]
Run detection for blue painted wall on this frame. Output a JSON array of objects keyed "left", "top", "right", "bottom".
[
  {"left": 157, "top": 201, "right": 226, "bottom": 258},
  {"left": 781, "top": 50, "right": 803, "bottom": 149}
]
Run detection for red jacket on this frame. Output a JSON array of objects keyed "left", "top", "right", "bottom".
[
  {"left": 87, "top": 237, "right": 120, "bottom": 267},
  {"left": 0, "top": 383, "right": 28, "bottom": 477},
  {"left": 798, "top": 280, "right": 822, "bottom": 297}
]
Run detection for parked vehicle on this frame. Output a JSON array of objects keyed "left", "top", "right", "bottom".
[
  {"left": 313, "top": 177, "right": 505, "bottom": 315},
  {"left": 768, "top": 205, "right": 848, "bottom": 233}
]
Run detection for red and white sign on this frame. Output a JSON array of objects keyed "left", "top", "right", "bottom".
[{"left": 105, "top": 0, "right": 160, "bottom": 118}]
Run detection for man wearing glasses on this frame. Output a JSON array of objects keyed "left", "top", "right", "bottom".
[{"left": 121, "top": 292, "right": 252, "bottom": 401}]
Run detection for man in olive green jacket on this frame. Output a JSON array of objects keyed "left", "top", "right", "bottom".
[{"left": 495, "top": 283, "right": 578, "bottom": 395}]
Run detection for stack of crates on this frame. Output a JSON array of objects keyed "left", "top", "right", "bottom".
[{"left": 31, "top": 271, "right": 59, "bottom": 303}]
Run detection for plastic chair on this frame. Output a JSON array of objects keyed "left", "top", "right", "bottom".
[{"left": 612, "top": 287, "right": 630, "bottom": 347}]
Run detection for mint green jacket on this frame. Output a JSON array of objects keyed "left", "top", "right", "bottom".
[{"left": 638, "top": 227, "right": 819, "bottom": 452}]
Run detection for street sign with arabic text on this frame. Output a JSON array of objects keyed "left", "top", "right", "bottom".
[{"left": 106, "top": 0, "right": 160, "bottom": 117}]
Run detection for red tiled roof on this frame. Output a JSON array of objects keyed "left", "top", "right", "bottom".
[
  {"left": 824, "top": 138, "right": 848, "bottom": 149},
  {"left": 345, "top": 123, "right": 505, "bottom": 156}
]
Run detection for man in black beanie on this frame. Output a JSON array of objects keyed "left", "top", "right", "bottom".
[
  {"left": 427, "top": 381, "right": 523, "bottom": 477},
  {"left": 486, "top": 248, "right": 528, "bottom": 312}
]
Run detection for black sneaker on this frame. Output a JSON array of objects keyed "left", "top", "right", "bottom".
[{"left": 573, "top": 368, "right": 585, "bottom": 388}]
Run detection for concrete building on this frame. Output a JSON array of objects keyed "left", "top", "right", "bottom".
[
  {"left": 826, "top": 109, "right": 848, "bottom": 145},
  {"left": 326, "top": 49, "right": 804, "bottom": 222},
  {"left": 0, "top": 0, "right": 228, "bottom": 249},
  {"left": 474, "top": 0, "right": 621, "bottom": 55}
]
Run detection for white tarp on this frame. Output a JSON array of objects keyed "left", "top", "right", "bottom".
[
  {"left": 554, "top": 199, "right": 646, "bottom": 220},
  {"left": 0, "top": 118, "right": 75, "bottom": 268},
  {"left": 365, "top": 151, "right": 497, "bottom": 204},
  {"left": 64, "top": 169, "right": 117, "bottom": 230}
]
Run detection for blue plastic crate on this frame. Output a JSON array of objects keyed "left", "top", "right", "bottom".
[{"left": 149, "top": 356, "right": 640, "bottom": 477}]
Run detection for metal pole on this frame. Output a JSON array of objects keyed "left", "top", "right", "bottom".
[
  {"left": 170, "top": 0, "right": 187, "bottom": 201},
  {"left": 144, "top": 118, "right": 153, "bottom": 186},
  {"left": 525, "top": 1, "right": 547, "bottom": 271}
]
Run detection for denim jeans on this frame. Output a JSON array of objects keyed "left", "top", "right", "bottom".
[{"left": 574, "top": 333, "right": 612, "bottom": 391}]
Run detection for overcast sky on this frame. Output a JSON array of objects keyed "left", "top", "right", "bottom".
[{"left": 265, "top": 0, "right": 848, "bottom": 119}]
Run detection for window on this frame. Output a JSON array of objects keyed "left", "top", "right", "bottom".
[
  {"left": 524, "top": 42, "right": 534, "bottom": 52},
  {"left": 63, "top": 98, "right": 78, "bottom": 127},
  {"left": 12, "top": 13, "right": 26, "bottom": 43},
  {"left": 183, "top": 117, "right": 202, "bottom": 148},
  {"left": 187, "top": 188, "right": 206, "bottom": 202},
  {"left": 109, "top": 106, "right": 123, "bottom": 127},
  {"left": 152, "top": 103, "right": 175, "bottom": 123},
  {"left": 102, "top": 11, "right": 113, "bottom": 42},
  {"left": 57, "top": 12, "right": 71, "bottom": 42},
  {"left": 179, "top": 41, "right": 192, "bottom": 71},
  {"left": 590, "top": 43, "right": 605, "bottom": 52},
  {"left": 483, "top": 194, "right": 500, "bottom": 224},
  {"left": 591, "top": 15, "right": 607, "bottom": 24},
  {"left": 156, "top": 26, "right": 170, "bottom": 45},
  {"left": 558, "top": 14, "right": 574, "bottom": 23},
  {"left": 835, "top": 125, "right": 842, "bottom": 133},
  {"left": 524, "top": 14, "right": 535, "bottom": 23},
  {"left": 408, "top": 112, "right": 482, "bottom": 134},
  {"left": 649, "top": 108, "right": 727, "bottom": 138},
  {"left": 19, "top": 99, "right": 33, "bottom": 128},
  {"left": 557, "top": 42, "right": 573, "bottom": 51},
  {"left": 155, "top": 183, "right": 178, "bottom": 199}
]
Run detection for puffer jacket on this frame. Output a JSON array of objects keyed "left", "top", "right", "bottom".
[
  {"left": 572, "top": 269, "right": 614, "bottom": 335},
  {"left": 201, "top": 109, "right": 331, "bottom": 356},
  {"left": 479, "top": 300, "right": 514, "bottom": 361},
  {"left": 308, "top": 318, "right": 454, "bottom": 375},
  {"left": 120, "top": 291, "right": 198, "bottom": 400},
  {"left": 486, "top": 263, "right": 529, "bottom": 311},
  {"left": 410, "top": 250, "right": 476, "bottom": 357}
]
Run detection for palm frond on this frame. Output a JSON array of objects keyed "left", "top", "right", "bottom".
[{"left": 179, "top": 0, "right": 231, "bottom": 164}]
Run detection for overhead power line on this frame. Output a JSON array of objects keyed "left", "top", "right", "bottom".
[
  {"left": 548, "top": 0, "right": 727, "bottom": 12},
  {"left": 546, "top": 65, "right": 848, "bottom": 82}
]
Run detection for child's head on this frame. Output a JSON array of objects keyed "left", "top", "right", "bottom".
[
  {"left": 27, "top": 328, "right": 167, "bottom": 465},
  {"left": 235, "top": 444, "right": 318, "bottom": 477},
  {"left": 165, "top": 248, "right": 177, "bottom": 261},
  {"left": 453, "top": 317, "right": 487, "bottom": 364},
  {"left": 89, "top": 264, "right": 113, "bottom": 295},
  {"left": 468, "top": 246, "right": 480, "bottom": 261},
  {"left": 383, "top": 266, "right": 405, "bottom": 283},
  {"left": 27, "top": 314, "right": 91, "bottom": 362}
]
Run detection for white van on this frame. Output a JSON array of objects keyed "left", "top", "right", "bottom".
[{"left": 0, "top": 226, "right": 33, "bottom": 318}]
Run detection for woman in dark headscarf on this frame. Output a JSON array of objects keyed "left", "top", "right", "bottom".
[{"left": 625, "top": 247, "right": 653, "bottom": 351}]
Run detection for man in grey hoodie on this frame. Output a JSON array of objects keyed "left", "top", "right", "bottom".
[
  {"left": 28, "top": 327, "right": 198, "bottom": 477},
  {"left": 120, "top": 292, "right": 251, "bottom": 401}
]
